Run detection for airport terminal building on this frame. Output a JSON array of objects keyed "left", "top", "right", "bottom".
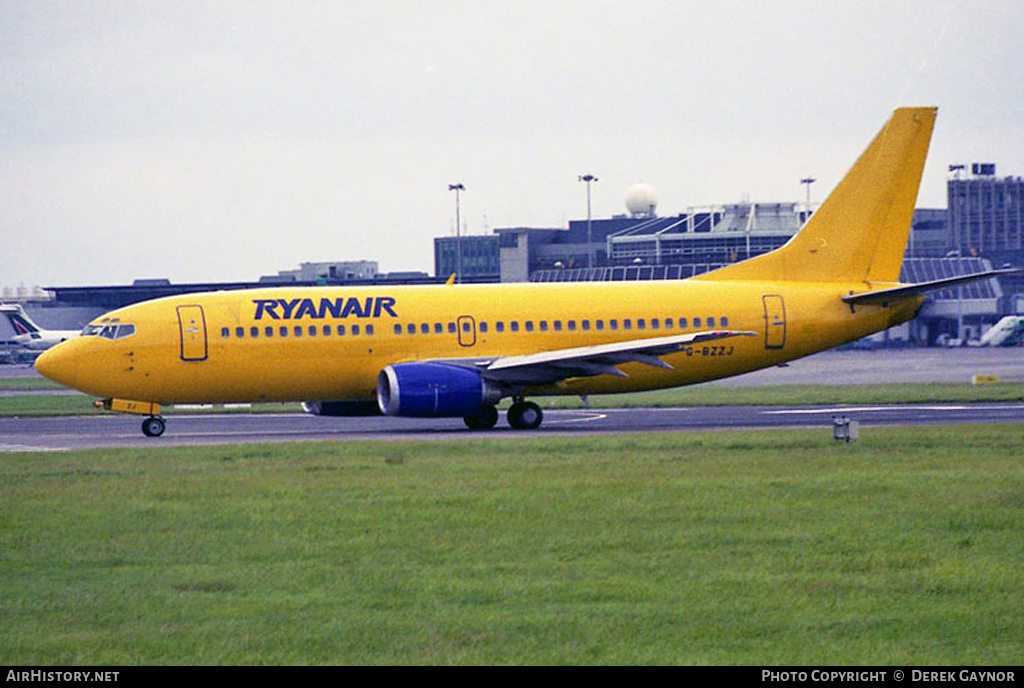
[{"left": 435, "top": 172, "right": 1024, "bottom": 345}]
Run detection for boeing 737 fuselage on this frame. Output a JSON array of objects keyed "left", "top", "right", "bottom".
[{"left": 35, "top": 108, "right": 1012, "bottom": 437}]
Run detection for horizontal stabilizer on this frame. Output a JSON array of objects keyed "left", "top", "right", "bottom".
[{"left": 841, "top": 268, "right": 1021, "bottom": 306}]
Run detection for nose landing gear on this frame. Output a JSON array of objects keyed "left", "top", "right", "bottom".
[{"left": 141, "top": 415, "right": 166, "bottom": 437}]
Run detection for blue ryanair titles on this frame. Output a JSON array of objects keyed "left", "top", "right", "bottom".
[{"left": 253, "top": 296, "right": 397, "bottom": 321}]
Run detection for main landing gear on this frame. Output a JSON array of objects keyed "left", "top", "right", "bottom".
[
  {"left": 141, "top": 415, "right": 166, "bottom": 437},
  {"left": 463, "top": 398, "right": 543, "bottom": 431},
  {"left": 463, "top": 405, "right": 499, "bottom": 430},
  {"left": 507, "top": 399, "right": 543, "bottom": 430}
]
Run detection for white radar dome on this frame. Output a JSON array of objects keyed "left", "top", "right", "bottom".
[{"left": 625, "top": 183, "right": 659, "bottom": 217}]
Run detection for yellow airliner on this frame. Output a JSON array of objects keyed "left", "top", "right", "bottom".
[{"left": 34, "top": 107, "right": 1014, "bottom": 437}]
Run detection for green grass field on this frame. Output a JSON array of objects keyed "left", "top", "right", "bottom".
[{"left": 2, "top": 426, "right": 1022, "bottom": 665}]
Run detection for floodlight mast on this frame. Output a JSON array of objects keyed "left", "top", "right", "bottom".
[
  {"left": 578, "top": 174, "right": 598, "bottom": 268},
  {"left": 448, "top": 183, "right": 465, "bottom": 283}
]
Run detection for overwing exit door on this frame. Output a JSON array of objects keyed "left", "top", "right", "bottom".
[
  {"left": 762, "top": 294, "right": 786, "bottom": 349},
  {"left": 177, "top": 305, "right": 208, "bottom": 361},
  {"left": 457, "top": 315, "right": 476, "bottom": 347}
]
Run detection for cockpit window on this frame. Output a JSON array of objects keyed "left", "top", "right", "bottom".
[{"left": 81, "top": 323, "right": 136, "bottom": 340}]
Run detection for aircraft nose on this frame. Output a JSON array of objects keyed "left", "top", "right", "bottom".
[{"left": 34, "top": 343, "right": 79, "bottom": 390}]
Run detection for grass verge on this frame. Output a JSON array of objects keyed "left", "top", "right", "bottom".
[{"left": 1, "top": 426, "right": 1021, "bottom": 664}]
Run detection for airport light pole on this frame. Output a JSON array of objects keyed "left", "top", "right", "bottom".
[
  {"left": 579, "top": 174, "right": 598, "bottom": 268},
  {"left": 448, "top": 183, "right": 465, "bottom": 283},
  {"left": 800, "top": 177, "right": 816, "bottom": 219}
]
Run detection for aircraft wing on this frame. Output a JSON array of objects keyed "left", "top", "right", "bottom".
[
  {"left": 841, "top": 267, "right": 1021, "bottom": 306},
  {"left": 432, "top": 330, "right": 757, "bottom": 386}
]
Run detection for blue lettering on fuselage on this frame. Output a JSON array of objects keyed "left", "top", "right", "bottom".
[{"left": 253, "top": 297, "right": 398, "bottom": 320}]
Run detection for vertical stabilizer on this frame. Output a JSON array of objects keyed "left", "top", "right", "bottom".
[
  {"left": 1, "top": 305, "right": 39, "bottom": 337},
  {"left": 694, "top": 107, "right": 937, "bottom": 284}
]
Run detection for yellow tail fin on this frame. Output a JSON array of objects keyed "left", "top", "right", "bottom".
[{"left": 695, "top": 107, "right": 937, "bottom": 285}]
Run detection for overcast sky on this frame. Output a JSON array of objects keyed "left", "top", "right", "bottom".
[{"left": 2, "top": 0, "right": 1022, "bottom": 290}]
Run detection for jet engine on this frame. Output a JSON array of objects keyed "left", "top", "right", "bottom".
[{"left": 377, "top": 362, "right": 503, "bottom": 417}]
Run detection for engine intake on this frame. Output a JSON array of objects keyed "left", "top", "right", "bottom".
[{"left": 377, "top": 363, "right": 502, "bottom": 417}]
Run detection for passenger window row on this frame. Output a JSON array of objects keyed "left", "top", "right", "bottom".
[
  {"left": 392, "top": 315, "right": 729, "bottom": 335},
  {"left": 220, "top": 323, "right": 376, "bottom": 339},
  {"left": 219, "top": 315, "right": 730, "bottom": 340}
]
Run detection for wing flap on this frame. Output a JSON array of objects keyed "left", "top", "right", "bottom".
[{"left": 471, "top": 330, "right": 756, "bottom": 385}]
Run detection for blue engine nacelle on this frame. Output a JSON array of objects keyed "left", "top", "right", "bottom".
[{"left": 377, "top": 363, "right": 503, "bottom": 418}]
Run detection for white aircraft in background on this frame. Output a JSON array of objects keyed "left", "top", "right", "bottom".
[
  {"left": 979, "top": 315, "right": 1024, "bottom": 347},
  {"left": 0, "top": 304, "right": 79, "bottom": 350}
]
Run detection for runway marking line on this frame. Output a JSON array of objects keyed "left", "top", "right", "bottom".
[
  {"left": 0, "top": 444, "right": 69, "bottom": 453},
  {"left": 544, "top": 411, "right": 608, "bottom": 425},
  {"left": 763, "top": 405, "right": 1024, "bottom": 415}
]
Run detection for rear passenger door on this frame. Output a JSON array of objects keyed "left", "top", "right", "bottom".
[{"left": 762, "top": 295, "right": 786, "bottom": 349}]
